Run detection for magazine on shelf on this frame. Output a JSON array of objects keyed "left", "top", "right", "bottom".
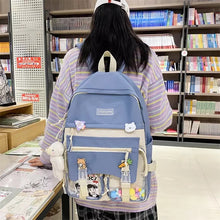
[
  {"left": 0, "top": 114, "right": 41, "bottom": 128},
  {"left": 6, "top": 136, "right": 44, "bottom": 156},
  {"left": 0, "top": 154, "right": 32, "bottom": 180}
]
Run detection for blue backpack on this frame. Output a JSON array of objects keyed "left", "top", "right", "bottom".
[{"left": 63, "top": 51, "right": 156, "bottom": 204}]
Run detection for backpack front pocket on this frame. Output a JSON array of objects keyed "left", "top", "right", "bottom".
[{"left": 65, "top": 136, "right": 140, "bottom": 201}]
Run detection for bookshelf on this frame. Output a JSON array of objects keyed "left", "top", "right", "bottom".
[
  {"left": 48, "top": 3, "right": 186, "bottom": 142},
  {"left": 47, "top": 1, "right": 220, "bottom": 144},
  {"left": 182, "top": 1, "right": 220, "bottom": 142}
]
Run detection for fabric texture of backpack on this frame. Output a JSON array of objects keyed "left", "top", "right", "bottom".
[{"left": 63, "top": 50, "right": 156, "bottom": 205}]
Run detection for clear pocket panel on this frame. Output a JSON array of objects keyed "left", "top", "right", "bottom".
[{"left": 65, "top": 136, "right": 150, "bottom": 202}]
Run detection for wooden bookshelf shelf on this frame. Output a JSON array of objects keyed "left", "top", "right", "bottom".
[
  {"left": 0, "top": 14, "right": 8, "bottom": 19},
  {"left": 52, "top": 71, "right": 59, "bottom": 74},
  {"left": 185, "top": 93, "right": 220, "bottom": 97},
  {"left": 162, "top": 71, "right": 181, "bottom": 74},
  {"left": 167, "top": 92, "right": 182, "bottom": 96},
  {"left": 50, "top": 26, "right": 183, "bottom": 35},
  {"left": 0, "top": 53, "right": 10, "bottom": 56},
  {"left": 130, "top": 3, "right": 184, "bottom": 11},
  {"left": 0, "top": 103, "right": 32, "bottom": 117},
  {"left": 154, "top": 48, "right": 182, "bottom": 53},
  {"left": 186, "top": 71, "right": 220, "bottom": 75},
  {"left": 50, "top": 9, "right": 93, "bottom": 16},
  {"left": 134, "top": 26, "right": 183, "bottom": 33},
  {"left": 189, "top": 1, "right": 220, "bottom": 9},
  {"left": 0, "top": 33, "right": 9, "bottom": 37},
  {"left": 153, "top": 133, "right": 178, "bottom": 138},
  {"left": 187, "top": 48, "right": 220, "bottom": 52},
  {"left": 50, "top": 30, "right": 90, "bottom": 35},
  {"left": 188, "top": 24, "right": 220, "bottom": 30},
  {"left": 184, "top": 114, "right": 220, "bottom": 119},
  {"left": 51, "top": 51, "right": 66, "bottom": 55},
  {"left": 184, "top": 134, "right": 220, "bottom": 140}
]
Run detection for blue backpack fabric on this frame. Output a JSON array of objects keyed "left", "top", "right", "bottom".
[{"left": 63, "top": 51, "right": 156, "bottom": 205}]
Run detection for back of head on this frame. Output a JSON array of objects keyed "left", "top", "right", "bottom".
[{"left": 79, "top": 0, "right": 150, "bottom": 73}]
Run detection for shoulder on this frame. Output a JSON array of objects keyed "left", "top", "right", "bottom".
[
  {"left": 142, "top": 48, "right": 163, "bottom": 83},
  {"left": 63, "top": 47, "right": 81, "bottom": 66}
]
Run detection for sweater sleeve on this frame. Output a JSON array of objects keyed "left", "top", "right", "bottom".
[
  {"left": 142, "top": 50, "right": 173, "bottom": 133},
  {"left": 40, "top": 49, "right": 76, "bottom": 165}
]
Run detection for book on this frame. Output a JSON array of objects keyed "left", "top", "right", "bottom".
[
  {"left": 5, "top": 136, "right": 43, "bottom": 156},
  {"left": 184, "top": 120, "right": 192, "bottom": 134},
  {"left": 190, "top": 121, "right": 200, "bottom": 134},
  {"left": 0, "top": 154, "right": 32, "bottom": 180},
  {"left": 0, "top": 114, "right": 40, "bottom": 128},
  {"left": 216, "top": 12, "right": 220, "bottom": 24},
  {"left": 163, "top": 128, "right": 178, "bottom": 135}
]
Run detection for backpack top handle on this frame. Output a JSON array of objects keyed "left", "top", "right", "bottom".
[{"left": 98, "top": 51, "right": 117, "bottom": 72}]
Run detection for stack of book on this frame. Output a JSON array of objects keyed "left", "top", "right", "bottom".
[
  {"left": 158, "top": 56, "right": 179, "bottom": 71},
  {"left": 130, "top": 10, "right": 183, "bottom": 27},
  {"left": 187, "top": 34, "right": 220, "bottom": 48},
  {"left": 186, "top": 57, "right": 220, "bottom": 71},
  {"left": 0, "top": 114, "right": 41, "bottom": 129},
  {"left": 140, "top": 34, "right": 176, "bottom": 49},
  {"left": 184, "top": 120, "right": 200, "bottom": 135},
  {"left": 199, "top": 122, "right": 220, "bottom": 136},
  {"left": 50, "top": 36, "right": 85, "bottom": 52},
  {"left": 164, "top": 80, "right": 180, "bottom": 93},
  {"left": 185, "top": 75, "right": 220, "bottom": 94},
  {"left": 51, "top": 17, "right": 92, "bottom": 31},
  {"left": 185, "top": 121, "right": 220, "bottom": 136},
  {"left": 51, "top": 57, "right": 64, "bottom": 72},
  {"left": 188, "top": 8, "right": 220, "bottom": 25},
  {"left": 184, "top": 100, "right": 220, "bottom": 115}
]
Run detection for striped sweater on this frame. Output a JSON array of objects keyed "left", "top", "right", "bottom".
[{"left": 40, "top": 46, "right": 172, "bottom": 211}]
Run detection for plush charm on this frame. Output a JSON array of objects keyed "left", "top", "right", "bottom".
[
  {"left": 46, "top": 141, "right": 64, "bottom": 181},
  {"left": 125, "top": 122, "right": 136, "bottom": 133},
  {"left": 75, "top": 120, "right": 86, "bottom": 131}
]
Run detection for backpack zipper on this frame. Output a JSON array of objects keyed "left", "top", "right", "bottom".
[
  {"left": 70, "top": 146, "right": 131, "bottom": 153},
  {"left": 72, "top": 92, "right": 141, "bottom": 109}
]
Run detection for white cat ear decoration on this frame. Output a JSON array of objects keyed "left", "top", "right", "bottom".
[{"left": 46, "top": 141, "right": 65, "bottom": 181}]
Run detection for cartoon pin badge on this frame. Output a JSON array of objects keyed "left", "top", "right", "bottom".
[
  {"left": 75, "top": 120, "right": 86, "bottom": 131},
  {"left": 125, "top": 122, "right": 136, "bottom": 133},
  {"left": 77, "top": 158, "right": 87, "bottom": 169},
  {"left": 118, "top": 158, "right": 133, "bottom": 168}
]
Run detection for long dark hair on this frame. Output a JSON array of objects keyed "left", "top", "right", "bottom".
[{"left": 79, "top": 3, "right": 150, "bottom": 73}]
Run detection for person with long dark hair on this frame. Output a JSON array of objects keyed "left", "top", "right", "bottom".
[{"left": 29, "top": 0, "right": 172, "bottom": 219}]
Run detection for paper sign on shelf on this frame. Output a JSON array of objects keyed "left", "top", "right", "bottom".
[
  {"left": 17, "top": 57, "right": 41, "bottom": 69},
  {"left": 22, "top": 94, "right": 39, "bottom": 102}
]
